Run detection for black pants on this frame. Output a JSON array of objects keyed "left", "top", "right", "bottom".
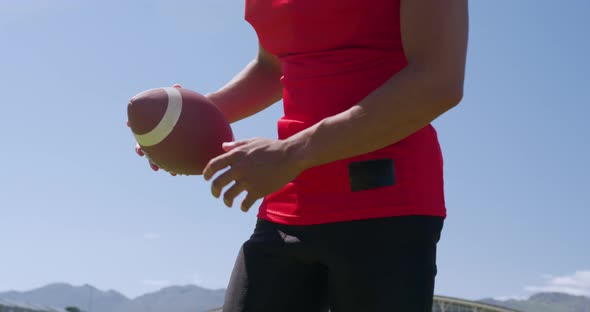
[{"left": 222, "top": 215, "right": 444, "bottom": 312}]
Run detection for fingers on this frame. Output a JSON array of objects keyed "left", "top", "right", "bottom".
[
  {"left": 241, "top": 193, "right": 258, "bottom": 212},
  {"left": 134, "top": 144, "right": 162, "bottom": 172},
  {"left": 135, "top": 144, "right": 145, "bottom": 157},
  {"left": 149, "top": 162, "right": 159, "bottom": 171},
  {"left": 223, "top": 183, "right": 245, "bottom": 207},
  {"left": 222, "top": 139, "right": 251, "bottom": 152},
  {"left": 131, "top": 123, "right": 146, "bottom": 159},
  {"left": 211, "top": 169, "right": 236, "bottom": 198},
  {"left": 203, "top": 153, "right": 236, "bottom": 181},
  {"left": 222, "top": 138, "right": 257, "bottom": 152}
]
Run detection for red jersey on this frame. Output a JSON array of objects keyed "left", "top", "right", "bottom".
[{"left": 245, "top": 0, "right": 446, "bottom": 225}]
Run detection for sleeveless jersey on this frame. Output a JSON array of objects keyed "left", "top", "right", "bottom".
[{"left": 245, "top": 0, "right": 446, "bottom": 225}]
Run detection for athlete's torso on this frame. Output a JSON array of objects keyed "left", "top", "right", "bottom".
[{"left": 246, "top": 0, "right": 446, "bottom": 225}]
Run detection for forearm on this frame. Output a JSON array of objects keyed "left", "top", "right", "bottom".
[
  {"left": 207, "top": 58, "right": 283, "bottom": 123},
  {"left": 285, "top": 64, "right": 463, "bottom": 169}
]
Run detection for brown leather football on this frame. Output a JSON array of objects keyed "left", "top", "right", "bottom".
[{"left": 127, "top": 87, "right": 233, "bottom": 175}]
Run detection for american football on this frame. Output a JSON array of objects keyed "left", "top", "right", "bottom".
[{"left": 127, "top": 87, "right": 233, "bottom": 175}]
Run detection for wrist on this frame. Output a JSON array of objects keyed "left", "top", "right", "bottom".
[
  {"left": 206, "top": 91, "right": 234, "bottom": 123},
  {"left": 206, "top": 91, "right": 221, "bottom": 107},
  {"left": 282, "top": 135, "right": 316, "bottom": 172}
]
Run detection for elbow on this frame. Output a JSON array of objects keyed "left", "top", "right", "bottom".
[
  {"left": 443, "top": 84, "right": 464, "bottom": 109},
  {"left": 412, "top": 64, "right": 465, "bottom": 111},
  {"left": 431, "top": 78, "right": 464, "bottom": 112}
]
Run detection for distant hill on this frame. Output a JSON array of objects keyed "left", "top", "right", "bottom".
[
  {"left": 3, "top": 284, "right": 589, "bottom": 312},
  {"left": 111, "top": 285, "right": 225, "bottom": 312},
  {"left": 480, "top": 292, "right": 590, "bottom": 312},
  {"left": 0, "top": 283, "right": 129, "bottom": 312},
  {"left": 0, "top": 283, "right": 225, "bottom": 312}
]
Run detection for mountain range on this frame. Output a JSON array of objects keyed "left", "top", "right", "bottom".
[
  {"left": 0, "top": 283, "right": 225, "bottom": 312},
  {"left": 1, "top": 283, "right": 589, "bottom": 312},
  {"left": 480, "top": 292, "right": 590, "bottom": 312}
]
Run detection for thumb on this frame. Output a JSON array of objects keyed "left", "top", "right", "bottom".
[{"left": 222, "top": 140, "right": 249, "bottom": 152}]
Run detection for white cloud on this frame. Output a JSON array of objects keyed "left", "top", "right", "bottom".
[
  {"left": 143, "top": 232, "right": 161, "bottom": 240},
  {"left": 525, "top": 270, "right": 590, "bottom": 296},
  {"left": 141, "top": 279, "right": 172, "bottom": 287}
]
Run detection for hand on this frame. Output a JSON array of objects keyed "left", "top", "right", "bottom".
[
  {"left": 203, "top": 137, "right": 307, "bottom": 212},
  {"left": 133, "top": 142, "right": 177, "bottom": 175},
  {"left": 128, "top": 83, "right": 183, "bottom": 176}
]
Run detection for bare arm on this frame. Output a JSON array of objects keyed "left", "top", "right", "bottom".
[
  {"left": 285, "top": 0, "right": 469, "bottom": 168},
  {"left": 207, "top": 43, "right": 283, "bottom": 123},
  {"left": 203, "top": 0, "right": 469, "bottom": 211}
]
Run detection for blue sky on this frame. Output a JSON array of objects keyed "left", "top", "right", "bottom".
[{"left": 0, "top": 0, "right": 589, "bottom": 301}]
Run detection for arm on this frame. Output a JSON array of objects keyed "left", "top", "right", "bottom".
[
  {"left": 207, "top": 43, "right": 283, "bottom": 123},
  {"left": 203, "top": 0, "right": 469, "bottom": 211},
  {"left": 285, "top": 0, "right": 469, "bottom": 168},
  {"left": 133, "top": 45, "right": 281, "bottom": 173}
]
